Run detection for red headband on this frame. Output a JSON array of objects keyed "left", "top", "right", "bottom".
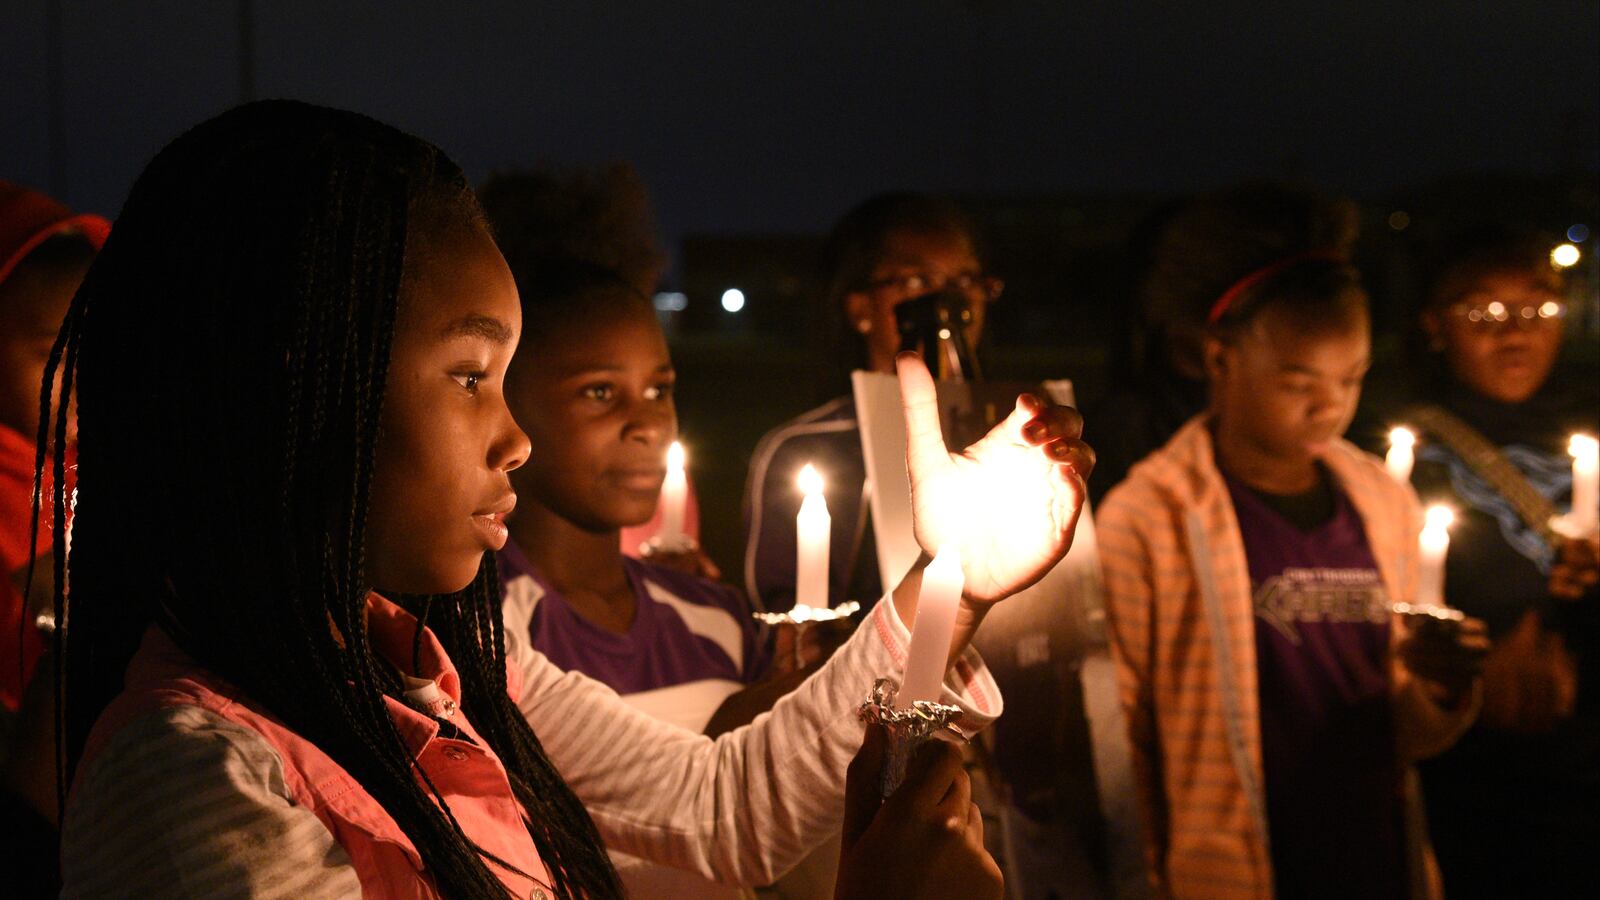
[
  {"left": 1205, "top": 249, "right": 1345, "bottom": 325},
  {"left": 0, "top": 180, "right": 111, "bottom": 288}
]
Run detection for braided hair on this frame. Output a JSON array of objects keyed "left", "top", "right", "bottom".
[{"left": 36, "top": 100, "right": 622, "bottom": 898}]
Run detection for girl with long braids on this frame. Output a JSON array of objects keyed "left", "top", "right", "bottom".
[{"left": 39, "top": 101, "right": 1092, "bottom": 898}]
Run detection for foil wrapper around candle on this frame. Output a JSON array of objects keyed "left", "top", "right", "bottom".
[
  {"left": 857, "top": 677, "right": 966, "bottom": 797},
  {"left": 753, "top": 601, "right": 861, "bottom": 670}
]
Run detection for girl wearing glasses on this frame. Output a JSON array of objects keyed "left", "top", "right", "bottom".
[
  {"left": 1395, "top": 228, "right": 1600, "bottom": 899},
  {"left": 741, "top": 193, "right": 1001, "bottom": 617}
]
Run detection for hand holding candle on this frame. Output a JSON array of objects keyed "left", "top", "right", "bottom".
[
  {"left": 795, "top": 463, "right": 831, "bottom": 608},
  {"left": 894, "top": 352, "right": 1093, "bottom": 607},
  {"left": 1417, "top": 505, "right": 1454, "bottom": 607},
  {"left": 1386, "top": 427, "right": 1416, "bottom": 484}
]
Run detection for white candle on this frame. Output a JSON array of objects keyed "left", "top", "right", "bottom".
[
  {"left": 898, "top": 544, "right": 965, "bottom": 708},
  {"left": 1569, "top": 434, "right": 1599, "bottom": 537},
  {"left": 659, "top": 441, "right": 687, "bottom": 545},
  {"left": 794, "top": 463, "right": 831, "bottom": 608},
  {"left": 1386, "top": 427, "right": 1416, "bottom": 484},
  {"left": 1416, "top": 505, "right": 1454, "bottom": 607}
]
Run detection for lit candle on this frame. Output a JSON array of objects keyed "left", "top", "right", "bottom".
[
  {"left": 1569, "top": 434, "right": 1599, "bottom": 537},
  {"left": 794, "top": 463, "right": 831, "bottom": 608},
  {"left": 898, "top": 544, "right": 965, "bottom": 708},
  {"left": 1416, "top": 505, "right": 1453, "bottom": 607},
  {"left": 659, "top": 441, "right": 687, "bottom": 545},
  {"left": 1386, "top": 427, "right": 1416, "bottom": 484}
]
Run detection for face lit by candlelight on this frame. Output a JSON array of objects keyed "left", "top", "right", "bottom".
[
  {"left": 506, "top": 293, "right": 677, "bottom": 531},
  {"left": 1206, "top": 303, "right": 1371, "bottom": 465},
  {"left": 1424, "top": 270, "right": 1564, "bottom": 405},
  {"left": 367, "top": 224, "right": 530, "bottom": 594}
]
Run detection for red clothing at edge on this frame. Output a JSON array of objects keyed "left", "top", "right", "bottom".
[{"left": 0, "top": 422, "right": 71, "bottom": 711}]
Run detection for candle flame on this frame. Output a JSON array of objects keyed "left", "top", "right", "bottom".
[
  {"left": 1570, "top": 434, "right": 1598, "bottom": 460},
  {"left": 667, "top": 441, "right": 686, "bottom": 472},
  {"left": 1424, "top": 504, "right": 1455, "bottom": 531},
  {"left": 1551, "top": 243, "right": 1581, "bottom": 268},
  {"left": 1389, "top": 427, "right": 1416, "bottom": 449},
  {"left": 797, "top": 462, "right": 824, "bottom": 496}
]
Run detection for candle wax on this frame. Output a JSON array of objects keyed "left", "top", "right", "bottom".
[
  {"left": 1385, "top": 427, "right": 1416, "bottom": 485},
  {"left": 795, "top": 464, "right": 831, "bottom": 608},
  {"left": 898, "top": 545, "right": 965, "bottom": 708},
  {"left": 659, "top": 441, "right": 687, "bottom": 544}
]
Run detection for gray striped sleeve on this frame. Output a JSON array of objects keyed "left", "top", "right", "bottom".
[{"left": 61, "top": 704, "right": 362, "bottom": 899}]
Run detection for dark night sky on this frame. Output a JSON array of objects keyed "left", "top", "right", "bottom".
[{"left": 4, "top": 1, "right": 1597, "bottom": 250}]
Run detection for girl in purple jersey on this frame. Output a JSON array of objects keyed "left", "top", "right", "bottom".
[{"left": 490, "top": 257, "right": 774, "bottom": 717}]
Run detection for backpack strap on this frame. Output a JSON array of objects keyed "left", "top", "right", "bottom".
[{"left": 1408, "top": 404, "right": 1559, "bottom": 544}]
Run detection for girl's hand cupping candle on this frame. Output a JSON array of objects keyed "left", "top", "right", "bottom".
[{"left": 892, "top": 351, "right": 1093, "bottom": 657}]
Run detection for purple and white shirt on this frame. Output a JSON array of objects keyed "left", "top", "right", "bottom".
[{"left": 497, "top": 540, "right": 770, "bottom": 733}]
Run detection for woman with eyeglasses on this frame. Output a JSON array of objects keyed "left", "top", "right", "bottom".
[
  {"left": 1383, "top": 227, "right": 1599, "bottom": 899},
  {"left": 740, "top": 193, "right": 1002, "bottom": 619}
]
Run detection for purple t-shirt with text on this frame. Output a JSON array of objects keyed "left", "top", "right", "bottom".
[
  {"left": 1225, "top": 474, "right": 1406, "bottom": 898},
  {"left": 497, "top": 540, "right": 769, "bottom": 698}
]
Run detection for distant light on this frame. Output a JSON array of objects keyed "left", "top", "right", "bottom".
[
  {"left": 1539, "top": 300, "right": 1562, "bottom": 318},
  {"left": 1387, "top": 210, "right": 1411, "bottom": 232},
  {"left": 937, "top": 327, "right": 952, "bottom": 340},
  {"left": 1389, "top": 427, "right": 1416, "bottom": 449},
  {"left": 1568, "top": 224, "right": 1590, "bottom": 243},
  {"left": 721, "top": 288, "right": 746, "bottom": 313},
  {"left": 652, "top": 291, "right": 688, "bottom": 312},
  {"left": 1551, "top": 243, "right": 1581, "bottom": 268}
]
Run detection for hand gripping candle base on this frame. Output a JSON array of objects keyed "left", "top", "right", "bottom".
[
  {"left": 856, "top": 544, "right": 967, "bottom": 795},
  {"left": 857, "top": 678, "right": 966, "bottom": 797},
  {"left": 752, "top": 600, "right": 861, "bottom": 670},
  {"left": 753, "top": 463, "right": 857, "bottom": 669}
]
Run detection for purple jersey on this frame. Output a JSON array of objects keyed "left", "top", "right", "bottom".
[
  {"left": 1224, "top": 474, "right": 1406, "bottom": 898},
  {"left": 497, "top": 540, "right": 770, "bottom": 732}
]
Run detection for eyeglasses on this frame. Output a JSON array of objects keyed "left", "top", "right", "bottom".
[
  {"left": 866, "top": 271, "right": 1004, "bottom": 302},
  {"left": 1448, "top": 298, "right": 1566, "bottom": 328}
]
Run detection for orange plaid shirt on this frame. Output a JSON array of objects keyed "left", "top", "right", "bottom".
[{"left": 1098, "top": 416, "right": 1475, "bottom": 899}]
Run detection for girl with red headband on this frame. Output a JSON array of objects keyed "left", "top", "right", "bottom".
[{"left": 1097, "top": 183, "right": 1489, "bottom": 898}]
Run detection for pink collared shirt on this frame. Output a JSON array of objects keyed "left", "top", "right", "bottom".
[
  {"left": 63, "top": 589, "right": 1003, "bottom": 898},
  {"left": 65, "top": 595, "right": 554, "bottom": 898}
]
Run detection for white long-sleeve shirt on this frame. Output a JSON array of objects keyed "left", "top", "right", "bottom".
[{"left": 62, "top": 595, "right": 1001, "bottom": 897}]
